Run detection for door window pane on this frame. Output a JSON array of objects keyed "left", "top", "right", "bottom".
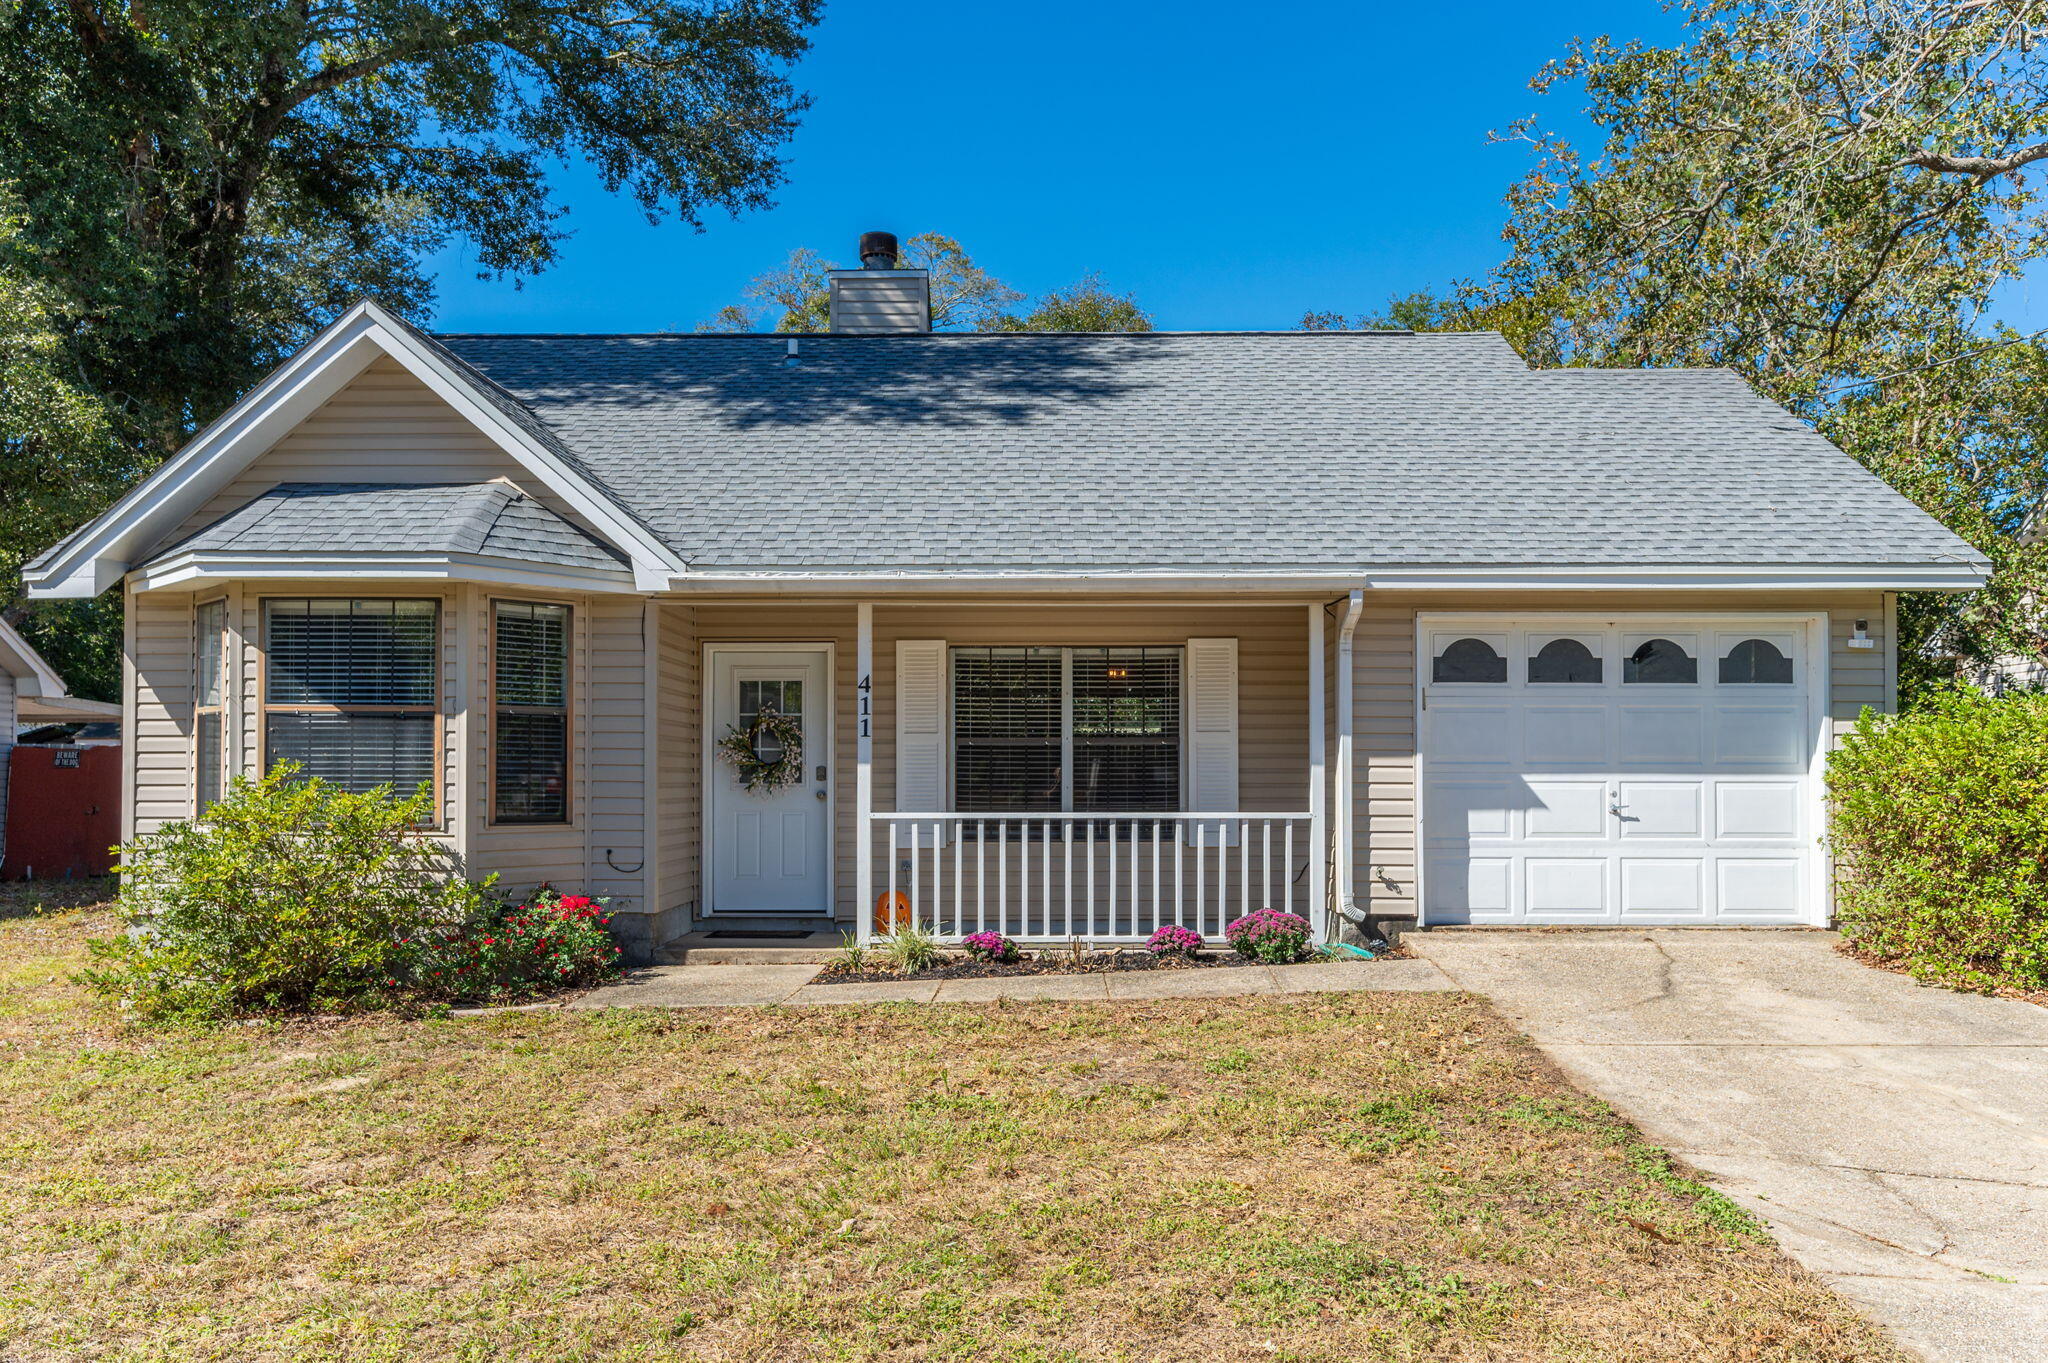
[
  {"left": 1623, "top": 638, "right": 1698, "bottom": 684},
  {"left": 1433, "top": 637, "right": 1507, "bottom": 683},
  {"left": 1528, "top": 638, "right": 1603, "bottom": 684},
  {"left": 1719, "top": 638, "right": 1794, "bottom": 684}
]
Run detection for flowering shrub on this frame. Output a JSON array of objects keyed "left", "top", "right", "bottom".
[
  {"left": 412, "top": 887, "right": 623, "bottom": 1004},
  {"left": 1225, "top": 909, "right": 1314, "bottom": 964},
  {"left": 961, "top": 930, "right": 1021, "bottom": 964},
  {"left": 1147, "top": 925, "right": 1205, "bottom": 957}
]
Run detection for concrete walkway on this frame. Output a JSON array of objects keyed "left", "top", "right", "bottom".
[
  {"left": 565, "top": 956, "right": 1455, "bottom": 1009},
  {"left": 1408, "top": 930, "right": 2048, "bottom": 1363}
]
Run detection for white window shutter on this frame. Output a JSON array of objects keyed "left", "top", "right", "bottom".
[
  {"left": 895, "top": 639, "right": 948, "bottom": 846},
  {"left": 1185, "top": 637, "right": 1239, "bottom": 846}
]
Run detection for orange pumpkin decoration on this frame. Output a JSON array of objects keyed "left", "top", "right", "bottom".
[{"left": 873, "top": 891, "right": 912, "bottom": 935}]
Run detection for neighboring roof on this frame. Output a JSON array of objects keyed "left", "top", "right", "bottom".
[
  {"left": 0, "top": 616, "right": 70, "bottom": 698},
  {"left": 149, "top": 482, "right": 630, "bottom": 574},
  {"left": 18, "top": 695, "right": 121, "bottom": 724},
  {"left": 428, "top": 329, "right": 1985, "bottom": 576}
]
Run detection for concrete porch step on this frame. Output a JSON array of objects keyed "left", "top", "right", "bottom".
[{"left": 654, "top": 931, "right": 845, "bottom": 965}]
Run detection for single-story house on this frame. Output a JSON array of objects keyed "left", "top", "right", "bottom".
[{"left": 23, "top": 239, "right": 1989, "bottom": 958}]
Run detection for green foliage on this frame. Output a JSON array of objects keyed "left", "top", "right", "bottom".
[
  {"left": 0, "top": 0, "right": 821, "bottom": 684},
  {"left": 988, "top": 273, "right": 1153, "bottom": 332},
  {"left": 1828, "top": 691, "right": 2048, "bottom": 992},
  {"left": 704, "top": 235, "right": 1150, "bottom": 333},
  {"left": 1323, "top": 2, "right": 2048, "bottom": 694},
  {"left": 81, "top": 764, "right": 496, "bottom": 1021}
]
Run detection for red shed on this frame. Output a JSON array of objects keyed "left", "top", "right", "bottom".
[{"left": 2, "top": 744, "right": 122, "bottom": 880}]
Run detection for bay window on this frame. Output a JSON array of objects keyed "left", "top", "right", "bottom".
[
  {"left": 491, "top": 600, "right": 570, "bottom": 824},
  {"left": 951, "top": 646, "right": 1182, "bottom": 820},
  {"left": 262, "top": 598, "right": 439, "bottom": 800}
]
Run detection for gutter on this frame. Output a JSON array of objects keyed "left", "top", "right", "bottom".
[{"left": 1333, "top": 589, "right": 1366, "bottom": 926}]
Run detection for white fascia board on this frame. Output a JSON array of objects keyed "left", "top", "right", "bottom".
[
  {"left": 654, "top": 562, "right": 1989, "bottom": 593},
  {"left": 23, "top": 299, "right": 679, "bottom": 599},
  {"left": 130, "top": 551, "right": 639, "bottom": 595},
  {"left": 1361, "top": 563, "right": 1989, "bottom": 591},
  {"left": 658, "top": 570, "right": 1373, "bottom": 594},
  {"left": 0, "top": 616, "right": 68, "bottom": 697}
]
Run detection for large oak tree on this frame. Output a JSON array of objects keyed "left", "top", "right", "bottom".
[{"left": 0, "top": 0, "right": 821, "bottom": 691}]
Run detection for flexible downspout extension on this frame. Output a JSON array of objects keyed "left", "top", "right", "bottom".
[{"left": 1334, "top": 589, "right": 1366, "bottom": 926}]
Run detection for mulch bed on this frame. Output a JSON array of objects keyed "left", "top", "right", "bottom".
[{"left": 815, "top": 947, "right": 1382, "bottom": 986}]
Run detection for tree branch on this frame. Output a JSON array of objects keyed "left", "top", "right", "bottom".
[{"left": 1902, "top": 141, "right": 2048, "bottom": 178}]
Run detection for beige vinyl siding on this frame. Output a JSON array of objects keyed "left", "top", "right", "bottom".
[
  {"left": 461, "top": 591, "right": 654, "bottom": 914},
  {"left": 655, "top": 602, "right": 699, "bottom": 918},
  {"left": 692, "top": 600, "right": 1322, "bottom": 924},
  {"left": 1349, "top": 590, "right": 1893, "bottom": 921},
  {"left": 161, "top": 357, "right": 598, "bottom": 549},
  {"left": 130, "top": 588, "right": 196, "bottom": 834},
  {"left": 827, "top": 275, "right": 929, "bottom": 334}
]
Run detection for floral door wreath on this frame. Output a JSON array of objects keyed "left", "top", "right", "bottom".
[{"left": 717, "top": 704, "right": 805, "bottom": 794}]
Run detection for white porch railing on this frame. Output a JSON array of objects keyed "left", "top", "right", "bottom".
[{"left": 867, "top": 812, "right": 1316, "bottom": 944}]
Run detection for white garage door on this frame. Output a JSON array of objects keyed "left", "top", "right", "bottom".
[{"left": 1419, "top": 616, "right": 1823, "bottom": 926}]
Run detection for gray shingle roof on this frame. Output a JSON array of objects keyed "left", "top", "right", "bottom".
[
  {"left": 151, "top": 482, "right": 630, "bottom": 573},
  {"left": 426, "top": 330, "right": 1982, "bottom": 574}
]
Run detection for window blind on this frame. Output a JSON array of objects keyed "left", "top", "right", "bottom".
[
  {"left": 262, "top": 598, "right": 439, "bottom": 800},
  {"left": 951, "top": 646, "right": 1182, "bottom": 819},
  {"left": 1071, "top": 648, "right": 1181, "bottom": 812},
  {"left": 952, "top": 647, "right": 1063, "bottom": 815},
  {"left": 266, "top": 598, "right": 437, "bottom": 705},
  {"left": 492, "top": 601, "right": 569, "bottom": 823},
  {"left": 264, "top": 710, "right": 437, "bottom": 795}
]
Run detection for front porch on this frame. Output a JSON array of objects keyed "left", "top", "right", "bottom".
[{"left": 681, "top": 596, "right": 1345, "bottom": 950}]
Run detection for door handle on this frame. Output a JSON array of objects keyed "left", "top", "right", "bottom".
[{"left": 815, "top": 789, "right": 828, "bottom": 801}]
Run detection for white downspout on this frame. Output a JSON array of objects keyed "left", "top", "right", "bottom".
[{"left": 1335, "top": 589, "right": 1365, "bottom": 927}]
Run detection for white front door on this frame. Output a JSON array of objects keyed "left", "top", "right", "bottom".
[
  {"left": 1419, "top": 615, "right": 1822, "bottom": 926},
  {"left": 705, "top": 646, "right": 832, "bottom": 916}
]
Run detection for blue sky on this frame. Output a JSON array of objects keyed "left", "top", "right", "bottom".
[{"left": 426, "top": 1, "right": 2042, "bottom": 335}]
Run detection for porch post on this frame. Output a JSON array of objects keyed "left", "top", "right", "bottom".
[
  {"left": 856, "top": 601, "right": 874, "bottom": 946},
  {"left": 1307, "top": 602, "right": 1327, "bottom": 942}
]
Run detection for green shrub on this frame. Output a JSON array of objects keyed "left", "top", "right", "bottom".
[
  {"left": 1828, "top": 690, "right": 2048, "bottom": 991},
  {"left": 81, "top": 765, "right": 495, "bottom": 1021}
]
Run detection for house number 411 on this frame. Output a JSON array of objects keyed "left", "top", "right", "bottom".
[{"left": 857, "top": 673, "right": 871, "bottom": 738}]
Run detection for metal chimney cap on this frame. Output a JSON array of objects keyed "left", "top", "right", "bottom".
[{"left": 858, "top": 230, "right": 899, "bottom": 270}]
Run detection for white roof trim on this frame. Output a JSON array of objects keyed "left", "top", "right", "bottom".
[
  {"left": 0, "top": 616, "right": 69, "bottom": 697},
  {"left": 19, "top": 694, "right": 121, "bottom": 722},
  {"left": 22, "top": 299, "right": 683, "bottom": 599},
  {"left": 1359, "top": 563, "right": 1987, "bottom": 591},
  {"left": 131, "top": 550, "right": 639, "bottom": 595},
  {"left": 655, "top": 562, "right": 1988, "bottom": 594}
]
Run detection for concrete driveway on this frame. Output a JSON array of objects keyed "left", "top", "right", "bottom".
[{"left": 1408, "top": 930, "right": 2048, "bottom": 1363}]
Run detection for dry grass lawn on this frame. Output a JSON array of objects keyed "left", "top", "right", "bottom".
[{"left": 1, "top": 887, "right": 1903, "bottom": 1362}]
